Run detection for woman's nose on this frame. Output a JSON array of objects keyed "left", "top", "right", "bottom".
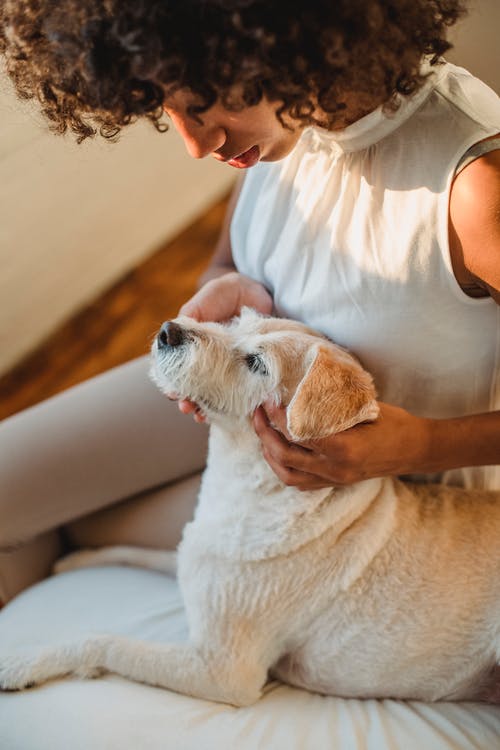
[{"left": 168, "top": 110, "right": 226, "bottom": 159}]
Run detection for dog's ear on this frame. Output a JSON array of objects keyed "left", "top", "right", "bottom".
[{"left": 286, "top": 345, "right": 379, "bottom": 441}]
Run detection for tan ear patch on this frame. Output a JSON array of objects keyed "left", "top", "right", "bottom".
[{"left": 286, "top": 345, "right": 379, "bottom": 441}]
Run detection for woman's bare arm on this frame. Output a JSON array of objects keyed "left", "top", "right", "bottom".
[{"left": 196, "top": 175, "right": 245, "bottom": 287}]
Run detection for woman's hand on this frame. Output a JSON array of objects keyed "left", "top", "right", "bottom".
[
  {"left": 253, "top": 399, "right": 500, "bottom": 488},
  {"left": 179, "top": 271, "right": 273, "bottom": 322},
  {"left": 252, "top": 401, "right": 432, "bottom": 489},
  {"left": 175, "top": 271, "right": 273, "bottom": 422}
]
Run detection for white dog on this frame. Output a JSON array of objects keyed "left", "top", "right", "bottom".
[{"left": 1, "top": 309, "right": 500, "bottom": 704}]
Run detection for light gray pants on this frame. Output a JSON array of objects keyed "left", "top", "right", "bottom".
[{"left": 0, "top": 356, "right": 209, "bottom": 604}]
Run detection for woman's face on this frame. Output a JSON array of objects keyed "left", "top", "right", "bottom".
[{"left": 163, "top": 89, "right": 305, "bottom": 169}]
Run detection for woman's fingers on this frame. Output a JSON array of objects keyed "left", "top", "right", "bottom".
[
  {"left": 253, "top": 407, "right": 332, "bottom": 489},
  {"left": 178, "top": 398, "right": 207, "bottom": 423}
]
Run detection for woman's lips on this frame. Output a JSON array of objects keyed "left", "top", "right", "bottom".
[{"left": 226, "top": 145, "right": 261, "bottom": 168}]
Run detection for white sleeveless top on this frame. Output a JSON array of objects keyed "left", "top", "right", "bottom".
[{"left": 231, "top": 62, "right": 500, "bottom": 489}]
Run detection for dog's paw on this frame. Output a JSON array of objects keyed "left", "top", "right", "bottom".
[
  {"left": 0, "top": 648, "right": 49, "bottom": 691},
  {"left": 0, "top": 637, "right": 112, "bottom": 691}
]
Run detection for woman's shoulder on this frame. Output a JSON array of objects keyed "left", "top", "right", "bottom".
[{"left": 449, "top": 137, "right": 500, "bottom": 303}]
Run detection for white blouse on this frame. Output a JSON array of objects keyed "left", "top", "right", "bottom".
[{"left": 231, "top": 62, "right": 500, "bottom": 489}]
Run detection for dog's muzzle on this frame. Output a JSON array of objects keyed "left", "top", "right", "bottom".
[{"left": 157, "top": 321, "right": 185, "bottom": 349}]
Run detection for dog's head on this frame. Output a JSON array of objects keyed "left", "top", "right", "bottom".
[{"left": 150, "top": 308, "right": 378, "bottom": 439}]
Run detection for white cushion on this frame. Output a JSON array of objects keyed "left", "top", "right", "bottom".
[{"left": 0, "top": 567, "right": 498, "bottom": 750}]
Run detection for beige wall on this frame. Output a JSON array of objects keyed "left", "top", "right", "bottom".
[
  {"left": 0, "top": 80, "right": 235, "bottom": 376},
  {"left": 447, "top": 0, "right": 500, "bottom": 92},
  {"left": 0, "top": 1, "right": 498, "bottom": 376}
]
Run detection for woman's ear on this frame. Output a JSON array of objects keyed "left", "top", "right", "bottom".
[{"left": 286, "top": 345, "right": 379, "bottom": 441}]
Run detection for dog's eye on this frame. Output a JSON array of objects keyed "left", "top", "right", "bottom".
[{"left": 245, "top": 353, "right": 268, "bottom": 375}]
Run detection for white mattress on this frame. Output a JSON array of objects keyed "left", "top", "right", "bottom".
[{"left": 0, "top": 566, "right": 498, "bottom": 750}]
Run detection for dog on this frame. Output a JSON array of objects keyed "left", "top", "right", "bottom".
[{"left": 1, "top": 308, "right": 499, "bottom": 704}]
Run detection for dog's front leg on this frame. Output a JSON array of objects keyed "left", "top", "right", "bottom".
[
  {"left": 102, "top": 635, "right": 269, "bottom": 706},
  {"left": 0, "top": 634, "right": 269, "bottom": 706}
]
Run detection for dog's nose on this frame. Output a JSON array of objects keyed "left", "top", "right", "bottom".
[{"left": 158, "top": 321, "right": 185, "bottom": 348}]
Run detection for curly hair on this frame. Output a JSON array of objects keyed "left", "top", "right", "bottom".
[{"left": 0, "top": 0, "right": 467, "bottom": 142}]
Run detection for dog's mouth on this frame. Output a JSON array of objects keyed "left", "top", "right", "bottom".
[
  {"left": 154, "top": 329, "right": 188, "bottom": 374},
  {"left": 151, "top": 321, "right": 223, "bottom": 413},
  {"left": 150, "top": 321, "right": 193, "bottom": 394}
]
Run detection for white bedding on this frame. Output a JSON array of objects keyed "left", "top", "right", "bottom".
[{"left": 0, "top": 566, "right": 498, "bottom": 750}]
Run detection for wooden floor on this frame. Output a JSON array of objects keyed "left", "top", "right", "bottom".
[{"left": 0, "top": 195, "right": 229, "bottom": 421}]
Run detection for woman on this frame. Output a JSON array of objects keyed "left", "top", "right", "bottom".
[{"left": 0, "top": 0, "right": 499, "bottom": 560}]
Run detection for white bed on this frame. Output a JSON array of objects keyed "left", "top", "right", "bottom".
[{"left": 1, "top": 565, "right": 498, "bottom": 750}]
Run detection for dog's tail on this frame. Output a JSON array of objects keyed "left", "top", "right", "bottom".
[{"left": 53, "top": 545, "right": 177, "bottom": 577}]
